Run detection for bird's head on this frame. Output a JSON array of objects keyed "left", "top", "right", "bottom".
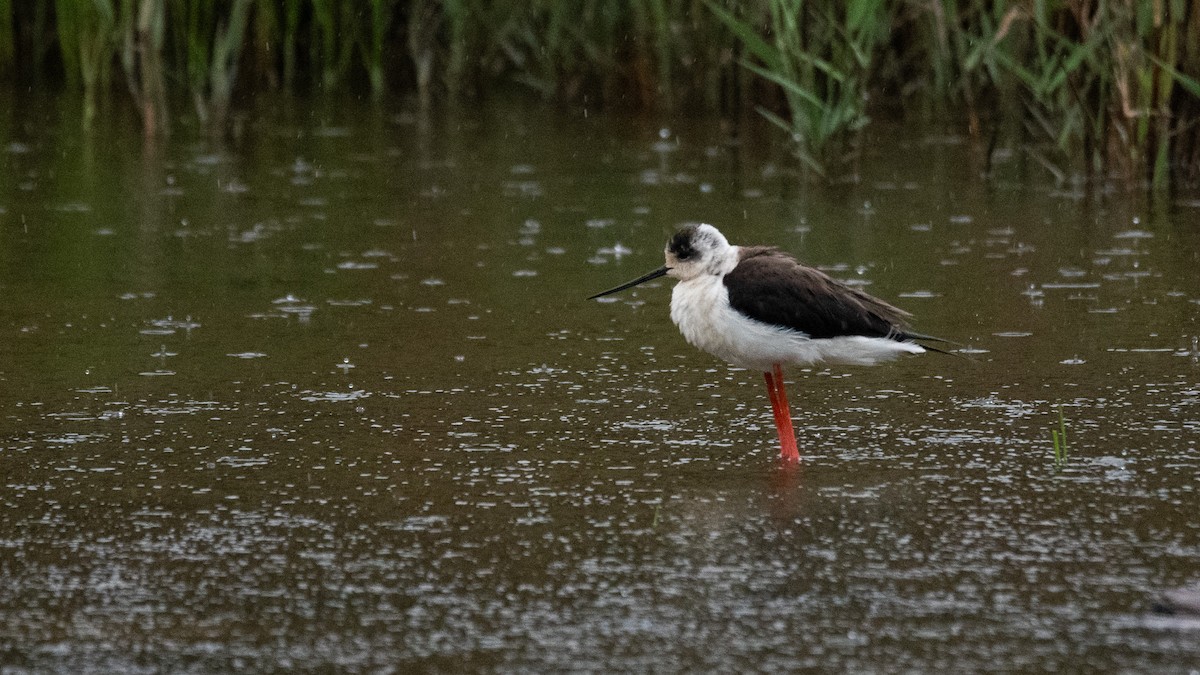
[
  {"left": 587, "top": 223, "right": 734, "bottom": 300},
  {"left": 664, "top": 223, "right": 734, "bottom": 281}
]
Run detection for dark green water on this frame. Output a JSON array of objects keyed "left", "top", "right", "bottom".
[{"left": 2, "top": 94, "right": 1199, "bottom": 671}]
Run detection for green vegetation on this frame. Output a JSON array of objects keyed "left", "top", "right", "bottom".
[
  {"left": 1051, "top": 405, "right": 1069, "bottom": 468},
  {"left": 2, "top": 1, "right": 1198, "bottom": 186},
  {"left": 707, "top": 0, "right": 887, "bottom": 176}
]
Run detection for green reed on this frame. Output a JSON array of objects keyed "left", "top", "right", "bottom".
[
  {"left": 309, "top": 0, "right": 357, "bottom": 91},
  {"left": 208, "top": 0, "right": 253, "bottom": 128},
  {"left": 4, "top": 0, "right": 1198, "bottom": 184},
  {"left": 992, "top": 5, "right": 1108, "bottom": 177},
  {"left": 708, "top": 0, "right": 888, "bottom": 175},
  {"left": 55, "top": 0, "right": 117, "bottom": 125},
  {"left": 360, "top": 0, "right": 394, "bottom": 98},
  {"left": 979, "top": 1, "right": 1200, "bottom": 187},
  {"left": 239, "top": 0, "right": 304, "bottom": 93},
  {"left": 1051, "top": 406, "right": 1069, "bottom": 468},
  {"left": 0, "top": 0, "right": 13, "bottom": 73},
  {"left": 173, "top": 0, "right": 252, "bottom": 129},
  {"left": 899, "top": 2, "right": 1019, "bottom": 137}
]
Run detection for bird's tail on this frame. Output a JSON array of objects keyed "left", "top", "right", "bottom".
[{"left": 900, "top": 331, "right": 965, "bottom": 357}]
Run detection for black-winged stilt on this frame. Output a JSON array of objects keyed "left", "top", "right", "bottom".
[{"left": 589, "top": 223, "right": 948, "bottom": 462}]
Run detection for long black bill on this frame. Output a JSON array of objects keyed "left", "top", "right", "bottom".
[{"left": 588, "top": 266, "right": 670, "bottom": 300}]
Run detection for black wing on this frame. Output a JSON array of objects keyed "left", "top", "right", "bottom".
[{"left": 724, "top": 247, "right": 918, "bottom": 341}]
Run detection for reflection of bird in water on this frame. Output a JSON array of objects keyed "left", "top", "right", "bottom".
[{"left": 590, "top": 223, "right": 950, "bottom": 462}]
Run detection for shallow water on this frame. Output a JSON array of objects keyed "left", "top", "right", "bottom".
[{"left": 2, "top": 95, "right": 1199, "bottom": 671}]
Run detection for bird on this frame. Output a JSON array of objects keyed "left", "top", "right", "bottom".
[{"left": 588, "top": 223, "right": 949, "bottom": 462}]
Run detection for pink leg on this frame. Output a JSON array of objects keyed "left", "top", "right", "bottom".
[{"left": 764, "top": 364, "right": 800, "bottom": 462}]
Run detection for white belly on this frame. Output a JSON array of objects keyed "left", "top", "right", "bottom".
[{"left": 669, "top": 277, "right": 923, "bottom": 371}]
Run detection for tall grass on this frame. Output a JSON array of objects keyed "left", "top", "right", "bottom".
[
  {"left": 0, "top": 0, "right": 14, "bottom": 74},
  {"left": 984, "top": 2, "right": 1200, "bottom": 186},
  {"left": 173, "top": 0, "right": 254, "bottom": 130},
  {"left": 54, "top": 0, "right": 116, "bottom": 125},
  {"left": 4, "top": 0, "right": 1198, "bottom": 186},
  {"left": 708, "top": 0, "right": 889, "bottom": 175},
  {"left": 360, "top": 0, "right": 394, "bottom": 98}
]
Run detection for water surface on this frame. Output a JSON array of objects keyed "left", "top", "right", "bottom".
[{"left": 2, "top": 96, "right": 1199, "bottom": 671}]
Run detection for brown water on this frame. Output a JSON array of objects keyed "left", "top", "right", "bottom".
[{"left": 2, "top": 94, "right": 1200, "bottom": 672}]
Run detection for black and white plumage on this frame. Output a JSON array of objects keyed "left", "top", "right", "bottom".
[{"left": 590, "top": 223, "right": 947, "bottom": 462}]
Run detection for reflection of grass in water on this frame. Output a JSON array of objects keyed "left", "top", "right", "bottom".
[{"left": 1052, "top": 406, "right": 1069, "bottom": 468}]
